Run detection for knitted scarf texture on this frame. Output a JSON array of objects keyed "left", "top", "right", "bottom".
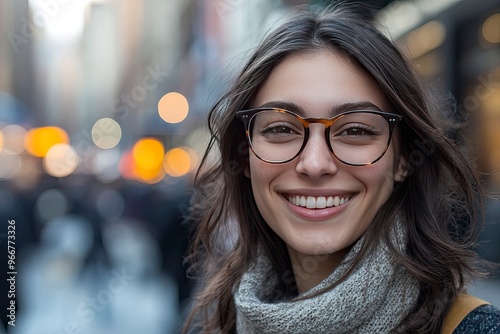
[{"left": 233, "top": 234, "right": 419, "bottom": 333}]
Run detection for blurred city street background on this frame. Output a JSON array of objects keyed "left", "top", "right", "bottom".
[{"left": 0, "top": 0, "right": 499, "bottom": 333}]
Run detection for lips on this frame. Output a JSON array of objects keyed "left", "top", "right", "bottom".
[{"left": 286, "top": 194, "right": 353, "bottom": 209}]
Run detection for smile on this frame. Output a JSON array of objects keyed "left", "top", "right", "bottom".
[{"left": 287, "top": 195, "right": 352, "bottom": 209}]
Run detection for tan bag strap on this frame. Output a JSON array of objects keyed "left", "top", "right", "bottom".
[{"left": 442, "top": 293, "right": 490, "bottom": 334}]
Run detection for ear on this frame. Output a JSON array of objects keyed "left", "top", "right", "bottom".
[{"left": 394, "top": 157, "right": 408, "bottom": 182}]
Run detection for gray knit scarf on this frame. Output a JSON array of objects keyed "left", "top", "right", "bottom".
[{"left": 233, "top": 231, "right": 419, "bottom": 333}]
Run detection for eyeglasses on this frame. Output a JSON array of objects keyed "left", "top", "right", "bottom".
[{"left": 236, "top": 108, "right": 402, "bottom": 166}]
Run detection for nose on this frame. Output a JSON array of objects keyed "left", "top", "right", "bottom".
[{"left": 295, "top": 124, "right": 338, "bottom": 179}]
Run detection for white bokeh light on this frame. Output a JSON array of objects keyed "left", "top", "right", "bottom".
[{"left": 43, "top": 143, "right": 79, "bottom": 177}]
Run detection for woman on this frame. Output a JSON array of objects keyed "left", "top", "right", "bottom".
[{"left": 183, "top": 4, "right": 500, "bottom": 333}]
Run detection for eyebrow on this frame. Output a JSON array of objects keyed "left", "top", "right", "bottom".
[{"left": 258, "top": 101, "right": 383, "bottom": 117}]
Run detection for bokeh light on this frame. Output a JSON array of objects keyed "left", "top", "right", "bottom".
[
  {"left": 405, "top": 20, "right": 446, "bottom": 59},
  {"left": 0, "top": 152, "right": 22, "bottom": 179},
  {"left": 158, "top": 92, "right": 189, "bottom": 124},
  {"left": 137, "top": 165, "right": 165, "bottom": 184},
  {"left": 43, "top": 143, "right": 79, "bottom": 177},
  {"left": 92, "top": 118, "right": 122, "bottom": 149},
  {"left": 183, "top": 146, "right": 199, "bottom": 173},
  {"left": 91, "top": 149, "right": 121, "bottom": 183},
  {"left": 163, "top": 147, "right": 192, "bottom": 177},
  {"left": 2, "top": 124, "right": 27, "bottom": 155},
  {"left": 186, "top": 127, "right": 211, "bottom": 154},
  {"left": 482, "top": 14, "right": 500, "bottom": 44},
  {"left": 121, "top": 140, "right": 167, "bottom": 183},
  {"left": 132, "top": 138, "right": 165, "bottom": 170},
  {"left": 25, "top": 126, "right": 69, "bottom": 157}
]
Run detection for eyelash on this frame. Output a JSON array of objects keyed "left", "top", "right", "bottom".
[
  {"left": 258, "top": 123, "right": 381, "bottom": 138},
  {"left": 337, "top": 125, "right": 377, "bottom": 137},
  {"left": 260, "top": 123, "right": 300, "bottom": 135}
]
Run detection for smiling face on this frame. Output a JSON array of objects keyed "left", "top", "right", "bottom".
[{"left": 245, "top": 50, "right": 405, "bottom": 275}]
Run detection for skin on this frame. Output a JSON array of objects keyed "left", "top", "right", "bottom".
[{"left": 244, "top": 49, "right": 406, "bottom": 293}]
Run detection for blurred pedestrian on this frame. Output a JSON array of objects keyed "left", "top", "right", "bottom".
[{"left": 183, "top": 3, "right": 500, "bottom": 333}]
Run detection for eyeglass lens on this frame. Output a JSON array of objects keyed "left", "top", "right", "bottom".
[{"left": 248, "top": 110, "right": 392, "bottom": 165}]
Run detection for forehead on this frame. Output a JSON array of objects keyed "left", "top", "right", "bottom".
[{"left": 252, "top": 50, "right": 392, "bottom": 115}]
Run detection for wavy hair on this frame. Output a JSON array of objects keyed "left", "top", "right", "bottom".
[{"left": 183, "top": 3, "right": 484, "bottom": 333}]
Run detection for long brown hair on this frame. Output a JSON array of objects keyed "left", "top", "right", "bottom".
[{"left": 183, "top": 3, "right": 484, "bottom": 333}]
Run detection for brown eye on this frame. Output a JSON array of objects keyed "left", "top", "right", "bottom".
[{"left": 342, "top": 127, "right": 374, "bottom": 137}]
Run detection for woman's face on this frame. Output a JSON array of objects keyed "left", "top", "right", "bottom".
[{"left": 245, "top": 50, "right": 405, "bottom": 265}]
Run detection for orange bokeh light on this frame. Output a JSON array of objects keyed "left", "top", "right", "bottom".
[
  {"left": 132, "top": 138, "right": 165, "bottom": 170},
  {"left": 163, "top": 147, "right": 191, "bottom": 177},
  {"left": 136, "top": 165, "right": 165, "bottom": 184},
  {"left": 25, "top": 126, "right": 69, "bottom": 157},
  {"left": 482, "top": 14, "right": 500, "bottom": 44}
]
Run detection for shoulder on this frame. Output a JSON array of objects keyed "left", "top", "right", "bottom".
[{"left": 453, "top": 304, "right": 500, "bottom": 334}]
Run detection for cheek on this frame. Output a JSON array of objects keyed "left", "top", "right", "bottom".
[
  {"left": 247, "top": 156, "right": 286, "bottom": 213},
  {"left": 248, "top": 155, "right": 281, "bottom": 186},
  {"left": 353, "top": 154, "right": 398, "bottom": 196},
  {"left": 373, "top": 165, "right": 398, "bottom": 189},
  {"left": 248, "top": 164, "right": 273, "bottom": 226},
  {"left": 247, "top": 156, "right": 269, "bottom": 196},
  {"left": 372, "top": 146, "right": 400, "bottom": 186}
]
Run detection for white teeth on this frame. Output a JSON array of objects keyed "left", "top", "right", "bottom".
[
  {"left": 287, "top": 195, "right": 351, "bottom": 209},
  {"left": 316, "top": 196, "right": 327, "bottom": 208},
  {"left": 306, "top": 196, "right": 315, "bottom": 208}
]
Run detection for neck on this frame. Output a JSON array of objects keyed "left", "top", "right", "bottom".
[{"left": 287, "top": 246, "right": 350, "bottom": 294}]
